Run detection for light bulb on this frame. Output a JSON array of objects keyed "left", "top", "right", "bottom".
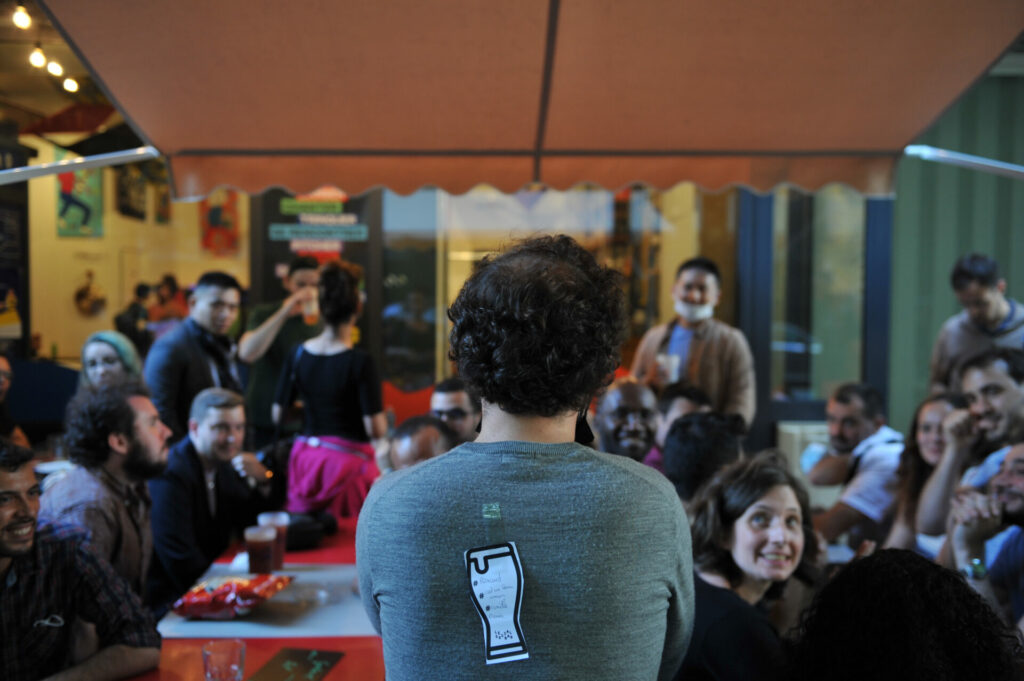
[
  {"left": 47, "top": 61, "right": 63, "bottom": 77},
  {"left": 62, "top": 78, "right": 78, "bottom": 93},
  {"left": 13, "top": 5, "right": 31, "bottom": 30},
  {"left": 29, "top": 46, "right": 45, "bottom": 68}
]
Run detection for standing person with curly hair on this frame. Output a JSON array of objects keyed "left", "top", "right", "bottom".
[
  {"left": 679, "top": 451, "right": 819, "bottom": 681},
  {"left": 357, "top": 235, "right": 694, "bottom": 681},
  {"left": 274, "top": 260, "right": 386, "bottom": 519}
]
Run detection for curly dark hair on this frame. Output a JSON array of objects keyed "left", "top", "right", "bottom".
[
  {"left": 787, "top": 549, "right": 1024, "bottom": 681},
  {"left": 690, "top": 450, "right": 819, "bottom": 599},
  {"left": 447, "top": 235, "right": 628, "bottom": 417},
  {"left": 319, "top": 260, "right": 362, "bottom": 326},
  {"left": 663, "top": 411, "right": 745, "bottom": 502},
  {"left": 895, "top": 393, "right": 967, "bottom": 525},
  {"left": 64, "top": 379, "right": 150, "bottom": 468}
]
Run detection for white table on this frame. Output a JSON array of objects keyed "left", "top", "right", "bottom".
[{"left": 157, "top": 563, "right": 376, "bottom": 639}]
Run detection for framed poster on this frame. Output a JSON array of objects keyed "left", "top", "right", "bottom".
[
  {"left": 55, "top": 149, "right": 103, "bottom": 237},
  {"left": 200, "top": 188, "right": 239, "bottom": 254}
]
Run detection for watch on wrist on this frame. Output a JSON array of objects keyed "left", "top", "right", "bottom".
[{"left": 960, "top": 557, "right": 988, "bottom": 580}]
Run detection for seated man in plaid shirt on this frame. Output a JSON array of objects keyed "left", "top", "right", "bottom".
[{"left": 0, "top": 439, "right": 160, "bottom": 680}]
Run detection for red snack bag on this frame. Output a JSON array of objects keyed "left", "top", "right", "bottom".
[{"left": 172, "top": 574, "right": 293, "bottom": 619}]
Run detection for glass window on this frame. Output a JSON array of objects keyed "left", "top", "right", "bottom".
[{"left": 770, "top": 185, "right": 865, "bottom": 401}]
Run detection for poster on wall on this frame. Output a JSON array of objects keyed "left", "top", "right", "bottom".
[
  {"left": 115, "top": 164, "right": 146, "bottom": 220},
  {"left": 55, "top": 149, "right": 103, "bottom": 237},
  {"left": 200, "top": 188, "right": 239, "bottom": 255}
]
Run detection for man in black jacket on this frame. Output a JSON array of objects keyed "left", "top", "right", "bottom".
[
  {"left": 143, "top": 271, "right": 243, "bottom": 440},
  {"left": 146, "top": 389, "right": 282, "bottom": 614}
]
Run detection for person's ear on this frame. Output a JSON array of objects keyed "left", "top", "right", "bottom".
[
  {"left": 997, "top": 278, "right": 1008, "bottom": 295},
  {"left": 108, "top": 431, "right": 130, "bottom": 455}
]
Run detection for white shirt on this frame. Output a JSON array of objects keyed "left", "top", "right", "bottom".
[{"left": 840, "top": 424, "right": 904, "bottom": 522}]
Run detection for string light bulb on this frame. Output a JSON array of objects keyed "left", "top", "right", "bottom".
[
  {"left": 62, "top": 77, "right": 78, "bottom": 93},
  {"left": 13, "top": 5, "right": 31, "bottom": 29},
  {"left": 29, "top": 44, "right": 45, "bottom": 68},
  {"left": 47, "top": 60, "right": 63, "bottom": 77}
]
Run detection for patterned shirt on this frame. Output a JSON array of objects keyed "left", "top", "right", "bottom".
[{"left": 0, "top": 523, "right": 161, "bottom": 680}]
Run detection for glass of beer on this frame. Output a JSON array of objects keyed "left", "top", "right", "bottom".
[
  {"left": 257, "top": 511, "right": 290, "bottom": 570},
  {"left": 244, "top": 526, "right": 277, "bottom": 574},
  {"left": 302, "top": 289, "right": 319, "bottom": 325}
]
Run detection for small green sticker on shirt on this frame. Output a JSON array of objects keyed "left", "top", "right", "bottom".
[{"left": 482, "top": 503, "right": 501, "bottom": 520}]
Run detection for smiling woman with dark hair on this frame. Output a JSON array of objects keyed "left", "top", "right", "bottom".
[
  {"left": 678, "top": 451, "right": 819, "bottom": 681},
  {"left": 357, "top": 235, "right": 695, "bottom": 681}
]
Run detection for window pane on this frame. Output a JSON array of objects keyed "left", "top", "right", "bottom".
[{"left": 771, "top": 185, "right": 865, "bottom": 401}]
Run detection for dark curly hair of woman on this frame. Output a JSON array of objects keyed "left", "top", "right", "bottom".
[
  {"left": 319, "top": 260, "right": 362, "bottom": 326},
  {"left": 689, "top": 450, "right": 820, "bottom": 599},
  {"left": 64, "top": 379, "right": 150, "bottom": 468},
  {"left": 786, "top": 549, "right": 1024, "bottom": 681},
  {"left": 447, "top": 235, "right": 627, "bottom": 417}
]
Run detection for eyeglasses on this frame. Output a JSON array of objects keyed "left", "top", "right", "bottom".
[{"left": 432, "top": 408, "right": 468, "bottom": 421}]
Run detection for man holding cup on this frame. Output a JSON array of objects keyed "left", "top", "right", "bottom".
[
  {"left": 239, "top": 256, "right": 322, "bottom": 449},
  {"left": 147, "top": 389, "right": 284, "bottom": 613},
  {"left": 631, "top": 256, "right": 756, "bottom": 428}
]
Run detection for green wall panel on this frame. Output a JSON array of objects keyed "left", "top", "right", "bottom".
[{"left": 889, "top": 75, "right": 1024, "bottom": 433}]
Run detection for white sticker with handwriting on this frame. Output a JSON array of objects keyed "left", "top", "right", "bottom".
[{"left": 465, "top": 542, "right": 529, "bottom": 664}]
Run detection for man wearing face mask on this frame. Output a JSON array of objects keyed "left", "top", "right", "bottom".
[{"left": 632, "top": 257, "right": 756, "bottom": 427}]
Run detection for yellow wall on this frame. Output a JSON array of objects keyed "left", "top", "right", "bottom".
[{"left": 21, "top": 136, "right": 249, "bottom": 363}]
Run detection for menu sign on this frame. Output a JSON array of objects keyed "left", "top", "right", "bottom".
[{"left": 248, "top": 648, "right": 344, "bottom": 681}]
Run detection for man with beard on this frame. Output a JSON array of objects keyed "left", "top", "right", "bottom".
[
  {"left": 809, "top": 383, "right": 903, "bottom": 545},
  {"left": 951, "top": 442, "right": 1024, "bottom": 627},
  {"left": 595, "top": 377, "right": 659, "bottom": 461},
  {"left": 0, "top": 439, "right": 160, "bottom": 680},
  {"left": 147, "top": 388, "right": 282, "bottom": 613},
  {"left": 917, "top": 348, "right": 1024, "bottom": 536},
  {"left": 41, "top": 380, "right": 171, "bottom": 596},
  {"left": 631, "top": 257, "right": 755, "bottom": 427}
]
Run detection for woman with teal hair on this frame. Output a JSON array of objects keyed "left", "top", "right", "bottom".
[{"left": 80, "top": 330, "right": 143, "bottom": 387}]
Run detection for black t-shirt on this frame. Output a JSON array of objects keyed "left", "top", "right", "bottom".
[
  {"left": 274, "top": 347, "right": 382, "bottom": 442},
  {"left": 675, "top": 574, "right": 785, "bottom": 681}
]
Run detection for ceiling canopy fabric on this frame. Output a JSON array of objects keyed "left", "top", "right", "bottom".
[{"left": 40, "top": 0, "right": 1024, "bottom": 198}]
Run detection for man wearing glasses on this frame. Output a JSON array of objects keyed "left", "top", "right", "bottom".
[{"left": 430, "top": 377, "right": 481, "bottom": 445}]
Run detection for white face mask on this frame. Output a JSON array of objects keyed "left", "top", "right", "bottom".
[{"left": 675, "top": 299, "right": 714, "bottom": 322}]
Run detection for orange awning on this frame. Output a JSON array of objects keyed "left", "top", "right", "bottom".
[{"left": 40, "top": 0, "right": 1024, "bottom": 197}]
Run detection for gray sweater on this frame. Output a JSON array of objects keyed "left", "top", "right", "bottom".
[{"left": 357, "top": 440, "right": 694, "bottom": 681}]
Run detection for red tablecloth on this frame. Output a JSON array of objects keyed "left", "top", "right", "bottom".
[
  {"left": 143, "top": 517, "right": 378, "bottom": 679},
  {"left": 134, "top": 636, "right": 384, "bottom": 680},
  {"left": 216, "top": 517, "right": 359, "bottom": 566}
]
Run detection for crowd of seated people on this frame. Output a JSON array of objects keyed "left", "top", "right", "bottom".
[{"left": 8, "top": 246, "right": 1024, "bottom": 679}]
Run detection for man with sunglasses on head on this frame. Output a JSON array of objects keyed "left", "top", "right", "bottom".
[{"left": 430, "top": 377, "right": 481, "bottom": 445}]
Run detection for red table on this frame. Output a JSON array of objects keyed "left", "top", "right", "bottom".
[
  {"left": 215, "top": 518, "right": 359, "bottom": 566},
  {"left": 133, "top": 636, "right": 384, "bottom": 680},
  {"left": 137, "top": 518, "right": 380, "bottom": 680}
]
